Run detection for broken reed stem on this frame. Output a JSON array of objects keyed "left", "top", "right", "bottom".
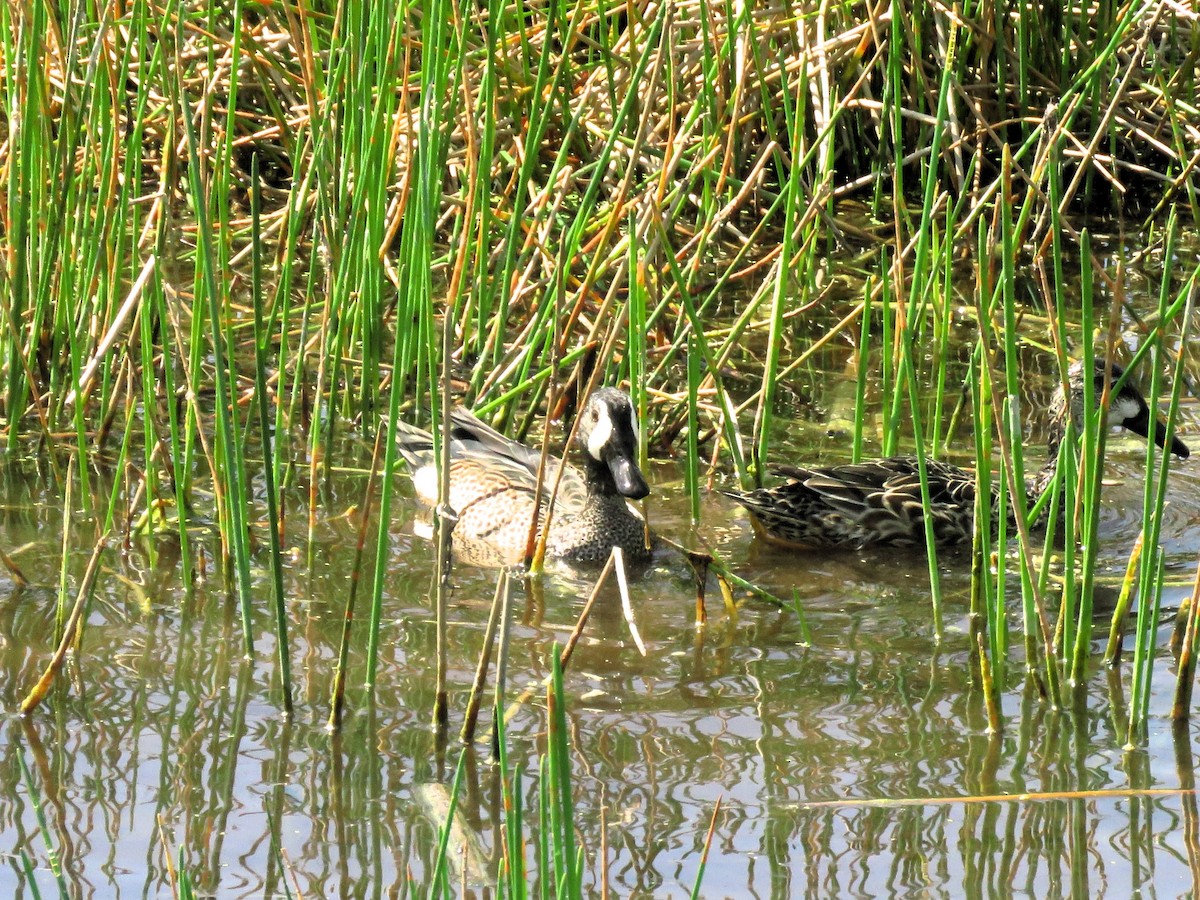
[
  {"left": 20, "top": 534, "right": 109, "bottom": 715},
  {"left": 461, "top": 569, "right": 509, "bottom": 744},
  {"left": 1171, "top": 551, "right": 1200, "bottom": 720},
  {"left": 976, "top": 631, "right": 1003, "bottom": 735},
  {"left": 1104, "top": 529, "right": 1145, "bottom": 667}
]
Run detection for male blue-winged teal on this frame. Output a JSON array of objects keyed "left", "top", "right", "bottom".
[
  {"left": 722, "top": 359, "right": 1190, "bottom": 550},
  {"left": 396, "top": 388, "right": 653, "bottom": 566}
]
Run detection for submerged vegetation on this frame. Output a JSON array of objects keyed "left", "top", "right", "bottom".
[{"left": 3, "top": 0, "right": 1200, "bottom": 893}]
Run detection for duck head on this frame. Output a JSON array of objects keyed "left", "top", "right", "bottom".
[
  {"left": 577, "top": 388, "right": 651, "bottom": 499},
  {"left": 1054, "top": 358, "right": 1190, "bottom": 459}
]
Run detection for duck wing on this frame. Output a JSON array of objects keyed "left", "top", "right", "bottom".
[{"left": 396, "top": 409, "right": 587, "bottom": 509}]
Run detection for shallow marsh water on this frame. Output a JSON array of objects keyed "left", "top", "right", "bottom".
[{"left": 5, "top": 264, "right": 1200, "bottom": 896}]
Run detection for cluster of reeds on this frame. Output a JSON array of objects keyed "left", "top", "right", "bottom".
[
  {"left": 5, "top": 0, "right": 1200, "bottom": 892},
  {"left": 3, "top": 0, "right": 1196, "bottom": 448},
  {"left": 427, "top": 651, "right": 720, "bottom": 898}
]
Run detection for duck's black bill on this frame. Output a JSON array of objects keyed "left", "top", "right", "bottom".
[
  {"left": 607, "top": 453, "right": 651, "bottom": 499},
  {"left": 1125, "top": 407, "right": 1190, "bottom": 459}
]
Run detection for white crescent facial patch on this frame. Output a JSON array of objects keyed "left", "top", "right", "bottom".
[
  {"left": 587, "top": 405, "right": 614, "bottom": 460},
  {"left": 1109, "top": 393, "right": 1143, "bottom": 426}
]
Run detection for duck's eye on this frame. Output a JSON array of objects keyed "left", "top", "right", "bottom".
[{"left": 591, "top": 408, "right": 600, "bottom": 422}]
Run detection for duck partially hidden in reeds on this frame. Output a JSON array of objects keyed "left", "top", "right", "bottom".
[
  {"left": 396, "top": 388, "right": 653, "bottom": 567},
  {"left": 722, "top": 359, "right": 1190, "bottom": 550}
]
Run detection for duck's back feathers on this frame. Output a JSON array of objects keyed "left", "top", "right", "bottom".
[{"left": 724, "top": 456, "right": 977, "bottom": 549}]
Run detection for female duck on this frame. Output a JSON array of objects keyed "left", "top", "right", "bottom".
[
  {"left": 397, "top": 388, "right": 653, "bottom": 566},
  {"left": 722, "top": 359, "right": 1190, "bottom": 550}
]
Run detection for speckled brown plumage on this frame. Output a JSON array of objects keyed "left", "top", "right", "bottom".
[
  {"left": 728, "top": 456, "right": 980, "bottom": 549},
  {"left": 723, "top": 358, "right": 1190, "bottom": 551},
  {"left": 397, "top": 389, "right": 654, "bottom": 567}
]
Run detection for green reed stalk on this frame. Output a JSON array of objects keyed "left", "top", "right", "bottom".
[
  {"left": 472, "top": 346, "right": 592, "bottom": 418},
  {"left": 147, "top": 266, "right": 194, "bottom": 578},
  {"left": 1171, "top": 366, "right": 1200, "bottom": 710},
  {"left": 674, "top": 276, "right": 748, "bottom": 485},
  {"left": 1128, "top": 246, "right": 1193, "bottom": 738},
  {"left": 752, "top": 82, "right": 805, "bottom": 484},
  {"left": 503, "top": 302, "right": 558, "bottom": 421},
  {"left": 975, "top": 630, "right": 1004, "bottom": 734},
  {"left": 537, "top": 0, "right": 670, "bottom": 378},
  {"left": 790, "top": 589, "right": 813, "bottom": 647},
  {"left": 547, "top": 647, "right": 580, "bottom": 898},
  {"left": 427, "top": 749, "right": 470, "bottom": 899},
  {"left": 537, "top": 753, "right": 552, "bottom": 900},
  {"left": 18, "top": 752, "right": 69, "bottom": 898},
  {"left": 18, "top": 849, "right": 47, "bottom": 900},
  {"left": 628, "top": 218, "right": 649, "bottom": 470},
  {"left": 898, "top": 330, "right": 943, "bottom": 636},
  {"left": 366, "top": 0, "right": 455, "bottom": 691},
  {"left": 495, "top": 700, "right": 526, "bottom": 898},
  {"left": 975, "top": 260, "right": 1057, "bottom": 703},
  {"left": 1034, "top": 448, "right": 1063, "bottom": 613},
  {"left": 883, "top": 25, "right": 957, "bottom": 622},
  {"left": 175, "top": 21, "right": 255, "bottom": 655},
  {"left": 251, "top": 160, "right": 293, "bottom": 715},
  {"left": 471, "top": 0, "right": 563, "bottom": 394},
  {"left": 273, "top": 142, "right": 320, "bottom": 437},
  {"left": 58, "top": 10, "right": 106, "bottom": 491},
  {"left": 271, "top": 267, "right": 296, "bottom": 500},
  {"left": 1067, "top": 249, "right": 1103, "bottom": 681},
  {"left": 328, "top": 431, "right": 381, "bottom": 721},
  {"left": 879, "top": 256, "right": 896, "bottom": 456},
  {"left": 931, "top": 216, "right": 955, "bottom": 453},
  {"left": 109, "top": 8, "right": 155, "bottom": 492},
  {"left": 994, "top": 160, "right": 1059, "bottom": 695},
  {"left": 685, "top": 333, "right": 702, "bottom": 522},
  {"left": 851, "top": 284, "right": 870, "bottom": 464},
  {"left": 695, "top": 0, "right": 719, "bottom": 179},
  {"left": 54, "top": 457, "right": 73, "bottom": 637},
  {"left": 309, "top": 0, "right": 407, "bottom": 471},
  {"left": 0, "top": 1, "right": 36, "bottom": 444},
  {"left": 968, "top": 333, "right": 998, "bottom": 649},
  {"left": 462, "top": 0, "right": 501, "bottom": 381},
  {"left": 1128, "top": 548, "right": 1167, "bottom": 746},
  {"left": 1043, "top": 124, "right": 1072, "bottom": 637},
  {"left": 882, "top": 0, "right": 904, "bottom": 222},
  {"left": 432, "top": 240, "right": 461, "bottom": 732},
  {"left": 101, "top": 374, "right": 137, "bottom": 541},
  {"left": 136, "top": 273, "right": 165, "bottom": 543},
  {"left": 645, "top": 179, "right": 789, "bottom": 386},
  {"left": 178, "top": 849, "right": 197, "bottom": 900},
  {"left": 1, "top": 0, "right": 66, "bottom": 468},
  {"left": 215, "top": 0, "right": 245, "bottom": 305}
]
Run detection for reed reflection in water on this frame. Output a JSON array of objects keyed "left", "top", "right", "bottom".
[{"left": 1, "top": 418, "right": 1200, "bottom": 896}]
